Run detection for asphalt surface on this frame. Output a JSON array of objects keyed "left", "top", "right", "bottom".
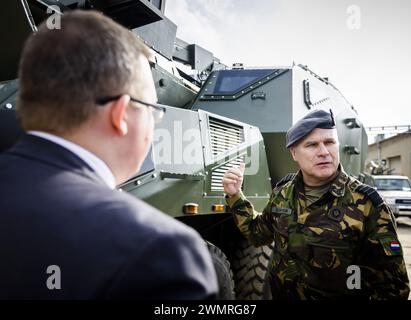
[{"left": 396, "top": 217, "right": 411, "bottom": 299}]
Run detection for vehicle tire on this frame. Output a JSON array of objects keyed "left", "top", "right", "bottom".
[
  {"left": 206, "top": 241, "right": 236, "bottom": 299},
  {"left": 231, "top": 239, "right": 274, "bottom": 300}
]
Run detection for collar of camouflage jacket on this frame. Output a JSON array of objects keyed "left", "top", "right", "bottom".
[{"left": 294, "top": 164, "right": 349, "bottom": 198}]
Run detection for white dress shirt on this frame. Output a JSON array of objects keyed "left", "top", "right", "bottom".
[{"left": 28, "top": 131, "right": 116, "bottom": 189}]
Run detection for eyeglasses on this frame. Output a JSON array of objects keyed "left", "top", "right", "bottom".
[{"left": 96, "top": 95, "right": 167, "bottom": 124}]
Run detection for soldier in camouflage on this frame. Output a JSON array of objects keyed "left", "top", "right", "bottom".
[{"left": 223, "top": 109, "right": 410, "bottom": 299}]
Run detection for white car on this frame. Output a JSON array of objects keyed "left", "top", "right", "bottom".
[{"left": 372, "top": 175, "right": 411, "bottom": 218}]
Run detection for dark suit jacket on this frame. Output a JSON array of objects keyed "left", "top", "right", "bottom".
[{"left": 0, "top": 134, "right": 218, "bottom": 299}]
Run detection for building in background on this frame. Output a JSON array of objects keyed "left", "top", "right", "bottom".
[{"left": 367, "top": 131, "right": 411, "bottom": 178}]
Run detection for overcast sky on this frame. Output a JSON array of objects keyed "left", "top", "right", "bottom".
[{"left": 165, "top": 0, "right": 411, "bottom": 138}]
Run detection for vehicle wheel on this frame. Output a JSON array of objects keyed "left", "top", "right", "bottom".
[
  {"left": 231, "top": 239, "right": 274, "bottom": 300},
  {"left": 206, "top": 241, "right": 236, "bottom": 299}
]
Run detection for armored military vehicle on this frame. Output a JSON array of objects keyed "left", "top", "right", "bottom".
[{"left": 0, "top": 0, "right": 368, "bottom": 299}]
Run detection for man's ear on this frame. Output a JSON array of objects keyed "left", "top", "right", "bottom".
[
  {"left": 110, "top": 95, "right": 130, "bottom": 136},
  {"left": 289, "top": 147, "right": 297, "bottom": 161}
]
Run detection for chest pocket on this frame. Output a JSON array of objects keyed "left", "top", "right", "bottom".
[
  {"left": 304, "top": 236, "right": 352, "bottom": 270},
  {"left": 271, "top": 206, "right": 294, "bottom": 252},
  {"left": 296, "top": 206, "right": 357, "bottom": 270}
]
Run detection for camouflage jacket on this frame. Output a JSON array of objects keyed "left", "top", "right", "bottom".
[{"left": 226, "top": 167, "right": 410, "bottom": 300}]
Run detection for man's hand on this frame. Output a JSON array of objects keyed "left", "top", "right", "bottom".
[{"left": 222, "top": 163, "right": 245, "bottom": 197}]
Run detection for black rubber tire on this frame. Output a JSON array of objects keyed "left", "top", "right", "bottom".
[
  {"left": 231, "top": 239, "right": 274, "bottom": 300},
  {"left": 206, "top": 241, "right": 236, "bottom": 299}
]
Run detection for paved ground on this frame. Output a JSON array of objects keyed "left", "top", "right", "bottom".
[{"left": 396, "top": 217, "right": 411, "bottom": 299}]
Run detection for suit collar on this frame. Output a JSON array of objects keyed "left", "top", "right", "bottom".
[
  {"left": 7, "top": 134, "right": 108, "bottom": 187},
  {"left": 28, "top": 131, "right": 116, "bottom": 189}
]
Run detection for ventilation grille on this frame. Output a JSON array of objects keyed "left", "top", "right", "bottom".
[
  {"left": 211, "top": 156, "right": 245, "bottom": 192},
  {"left": 209, "top": 117, "right": 244, "bottom": 157}
]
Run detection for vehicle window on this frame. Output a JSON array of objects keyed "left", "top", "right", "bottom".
[
  {"left": 213, "top": 69, "right": 274, "bottom": 94},
  {"left": 374, "top": 178, "right": 411, "bottom": 191}
]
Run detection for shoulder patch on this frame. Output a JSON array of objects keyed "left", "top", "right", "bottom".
[
  {"left": 355, "top": 184, "right": 384, "bottom": 208},
  {"left": 275, "top": 173, "right": 296, "bottom": 188}
]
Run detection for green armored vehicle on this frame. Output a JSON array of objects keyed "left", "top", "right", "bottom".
[{"left": 0, "top": 0, "right": 368, "bottom": 299}]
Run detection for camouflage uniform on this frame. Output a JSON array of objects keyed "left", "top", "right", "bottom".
[{"left": 226, "top": 166, "right": 410, "bottom": 299}]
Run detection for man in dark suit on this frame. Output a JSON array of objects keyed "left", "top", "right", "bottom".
[{"left": 0, "top": 10, "right": 218, "bottom": 299}]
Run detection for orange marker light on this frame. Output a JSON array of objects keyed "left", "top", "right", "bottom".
[
  {"left": 212, "top": 204, "right": 225, "bottom": 213},
  {"left": 183, "top": 203, "right": 199, "bottom": 215}
]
